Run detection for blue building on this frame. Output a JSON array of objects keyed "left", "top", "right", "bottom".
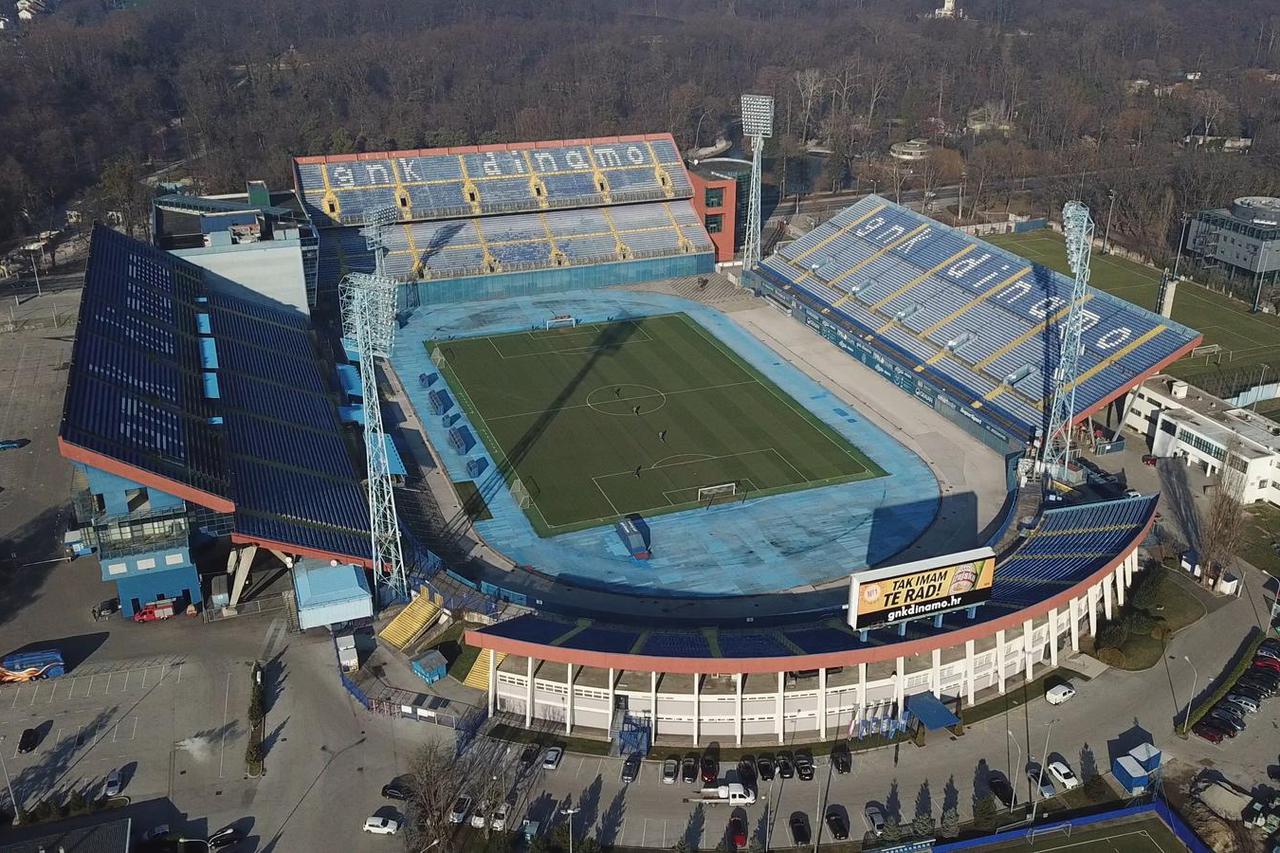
[{"left": 60, "top": 226, "right": 373, "bottom": 619}]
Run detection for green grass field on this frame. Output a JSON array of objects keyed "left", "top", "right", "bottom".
[
  {"left": 987, "top": 231, "right": 1280, "bottom": 386},
  {"left": 430, "top": 314, "right": 884, "bottom": 536},
  {"left": 972, "top": 813, "right": 1188, "bottom": 852}
]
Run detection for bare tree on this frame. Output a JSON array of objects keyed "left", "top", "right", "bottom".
[
  {"left": 794, "top": 68, "right": 825, "bottom": 146},
  {"left": 1197, "top": 438, "right": 1248, "bottom": 589},
  {"left": 406, "top": 740, "right": 470, "bottom": 852}
]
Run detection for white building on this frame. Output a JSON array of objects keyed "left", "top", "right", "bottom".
[
  {"left": 1125, "top": 374, "right": 1280, "bottom": 504},
  {"left": 889, "top": 138, "right": 933, "bottom": 162}
]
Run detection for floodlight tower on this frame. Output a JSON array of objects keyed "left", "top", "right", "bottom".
[
  {"left": 1039, "top": 200, "right": 1095, "bottom": 487},
  {"left": 740, "top": 94, "right": 774, "bottom": 272},
  {"left": 340, "top": 205, "right": 408, "bottom": 601}
]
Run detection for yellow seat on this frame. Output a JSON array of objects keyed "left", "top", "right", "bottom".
[
  {"left": 462, "top": 648, "right": 506, "bottom": 691},
  {"left": 377, "top": 588, "right": 442, "bottom": 650}
]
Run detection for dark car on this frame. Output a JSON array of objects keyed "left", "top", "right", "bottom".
[
  {"left": 17, "top": 728, "right": 38, "bottom": 754},
  {"left": 682, "top": 755, "right": 698, "bottom": 784},
  {"left": 824, "top": 807, "right": 848, "bottom": 840},
  {"left": 382, "top": 779, "right": 412, "bottom": 801},
  {"left": 831, "top": 743, "right": 851, "bottom": 775},
  {"left": 987, "top": 771, "right": 1017, "bottom": 808},
  {"left": 757, "top": 755, "right": 776, "bottom": 781},
  {"left": 1192, "top": 721, "right": 1226, "bottom": 743},
  {"left": 91, "top": 598, "right": 120, "bottom": 620},
  {"left": 728, "top": 816, "right": 748, "bottom": 850},
  {"left": 519, "top": 744, "right": 541, "bottom": 769},
  {"left": 1205, "top": 711, "right": 1244, "bottom": 734},
  {"left": 794, "top": 752, "right": 815, "bottom": 781},
  {"left": 207, "top": 827, "right": 242, "bottom": 850},
  {"left": 621, "top": 753, "right": 642, "bottom": 784},
  {"left": 701, "top": 754, "right": 718, "bottom": 785},
  {"left": 788, "top": 812, "right": 810, "bottom": 846},
  {"left": 737, "top": 757, "right": 757, "bottom": 788},
  {"left": 777, "top": 751, "right": 795, "bottom": 779}
]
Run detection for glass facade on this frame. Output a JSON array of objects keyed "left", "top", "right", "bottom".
[
  {"left": 1176, "top": 426, "right": 1225, "bottom": 461},
  {"left": 705, "top": 188, "right": 724, "bottom": 208},
  {"left": 706, "top": 214, "right": 723, "bottom": 234}
]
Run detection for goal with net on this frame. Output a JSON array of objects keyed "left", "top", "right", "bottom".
[
  {"left": 431, "top": 346, "right": 447, "bottom": 367},
  {"left": 546, "top": 315, "right": 577, "bottom": 330},
  {"left": 510, "top": 478, "right": 532, "bottom": 509},
  {"left": 1026, "top": 822, "right": 1072, "bottom": 844},
  {"left": 697, "top": 482, "right": 738, "bottom": 502}
]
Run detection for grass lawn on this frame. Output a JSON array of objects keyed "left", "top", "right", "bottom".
[
  {"left": 430, "top": 313, "right": 884, "bottom": 536},
  {"left": 960, "top": 667, "right": 1087, "bottom": 727},
  {"left": 969, "top": 811, "right": 1189, "bottom": 852},
  {"left": 424, "top": 621, "right": 483, "bottom": 680},
  {"left": 988, "top": 230, "right": 1280, "bottom": 386},
  {"left": 1240, "top": 502, "right": 1280, "bottom": 579},
  {"left": 1093, "top": 567, "right": 1206, "bottom": 670}
]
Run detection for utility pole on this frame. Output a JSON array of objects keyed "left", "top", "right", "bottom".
[
  {"left": 1029, "top": 719, "right": 1057, "bottom": 824},
  {"left": 1103, "top": 189, "right": 1117, "bottom": 254},
  {"left": 561, "top": 805, "right": 580, "bottom": 853}
]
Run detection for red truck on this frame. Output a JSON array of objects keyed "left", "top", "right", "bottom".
[{"left": 133, "top": 600, "right": 175, "bottom": 623}]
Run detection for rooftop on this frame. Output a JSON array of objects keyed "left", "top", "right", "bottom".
[
  {"left": 1142, "top": 374, "right": 1280, "bottom": 457},
  {"left": 0, "top": 817, "right": 130, "bottom": 853}
]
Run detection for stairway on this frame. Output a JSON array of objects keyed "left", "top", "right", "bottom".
[
  {"left": 377, "top": 587, "right": 443, "bottom": 650},
  {"left": 462, "top": 648, "right": 506, "bottom": 691}
]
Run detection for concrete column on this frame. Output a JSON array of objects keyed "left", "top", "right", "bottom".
[
  {"left": 995, "top": 629, "right": 1006, "bottom": 694},
  {"left": 1023, "top": 619, "right": 1035, "bottom": 683},
  {"left": 525, "top": 657, "right": 535, "bottom": 727},
  {"left": 1103, "top": 574, "right": 1114, "bottom": 620},
  {"left": 964, "top": 639, "right": 975, "bottom": 706},
  {"left": 930, "top": 648, "right": 942, "bottom": 697},
  {"left": 607, "top": 667, "right": 616, "bottom": 735},
  {"left": 776, "top": 671, "right": 785, "bottom": 745},
  {"left": 894, "top": 656, "right": 905, "bottom": 713},
  {"left": 1048, "top": 608, "right": 1059, "bottom": 667},
  {"left": 692, "top": 673, "right": 700, "bottom": 746},
  {"left": 1114, "top": 566, "right": 1126, "bottom": 608},
  {"left": 818, "top": 667, "right": 828, "bottom": 740},
  {"left": 566, "top": 664, "right": 576, "bottom": 735},
  {"left": 1088, "top": 585, "right": 1099, "bottom": 637},
  {"left": 1069, "top": 597, "right": 1081, "bottom": 652},
  {"left": 857, "top": 663, "right": 867, "bottom": 725},
  {"left": 488, "top": 649, "right": 497, "bottom": 717},
  {"left": 1125, "top": 551, "right": 1135, "bottom": 586},
  {"left": 735, "top": 674, "right": 744, "bottom": 746},
  {"left": 650, "top": 671, "right": 659, "bottom": 739}
]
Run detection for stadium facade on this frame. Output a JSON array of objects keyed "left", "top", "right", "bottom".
[{"left": 59, "top": 127, "right": 1202, "bottom": 747}]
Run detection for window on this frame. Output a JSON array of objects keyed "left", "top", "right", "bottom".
[
  {"left": 704, "top": 187, "right": 724, "bottom": 208},
  {"left": 705, "top": 214, "right": 723, "bottom": 234}
]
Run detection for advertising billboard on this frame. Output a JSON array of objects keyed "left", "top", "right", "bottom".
[{"left": 847, "top": 547, "right": 996, "bottom": 630}]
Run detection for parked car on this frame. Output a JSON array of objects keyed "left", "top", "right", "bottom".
[
  {"left": 728, "top": 816, "right": 748, "bottom": 849},
  {"left": 701, "top": 754, "right": 718, "bottom": 785},
  {"left": 737, "top": 756, "right": 756, "bottom": 787},
  {"left": 987, "top": 771, "right": 1017, "bottom": 808},
  {"left": 0, "top": 440, "right": 22, "bottom": 451},
  {"left": 1256, "top": 646, "right": 1280, "bottom": 661},
  {"left": 17, "top": 728, "right": 38, "bottom": 754},
  {"left": 470, "top": 802, "right": 490, "bottom": 829},
  {"left": 1141, "top": 454, "right": 1158, "bottom": 466},
  {"left": 662, "top": 758, "right": 679, "bottom": 784},
  {"left": 1253, "top": 656, "right": 1280, "bottom": 673},
  {"left": 824, "top": 807, "right": 849, "bottom": 840},
  {"left": 1206, "top": 711, "right": 1245, "bottom": 734},
  {"left": 141, "top": 825, "right": 171, "bottom": 842},
  {"left": 543, "top": 747, "right": 564, "bottom": 770},
  {"left": 682, "top": 755, "right": 698, "bottom": 784},
  {"left": 831, "top": 743, "right": 851, "bottom": 775},
  {"left": 756, "top": 755, "right": 776, "bottom": 781},
  {"left": 519, "top": 744, "right": 541, "bottom": 768},
  {"left": 777, "top": 752, "right": 795, "bottom": 779},
  {"left": 621, "top": 753, "right": 642, "bottom": 784},
  {"left": 1045, "top": 683, "right": 1076, "bottom": 705},
  {"left": 788, "top": 812, "right": 810, "bottom": 846},
  {"left": 795, "top": 752, "right": 815, "bottom": 781},
  {"left": 1192, "top": 721, "right": 1227, "bottom": 743},
  {"left": 363, "top": 816, "right": 400, "bottom": 835},
  {"left": 864, "top": 803, "right": 886, "bottom": 836},
  {"left": 207, "top": 826, "right": 242, "bottom": 850},
  {"left": 492, "top": 800, "right": 512, "bottom": 832},
  {"left": 382, "top": 779, "right": 412, "bottom": 801},
  {"left": 1231, "top": 686, "right": 1266, "bottom": 705},
  {"left": 448, "top": 795, "right": 472, "bottom": 824},
  {"left": 1026, "top": 763, "right": 1055, "bottom": 799},
  {"left": 1047, "top": 761, "right": 1081, "bottom": 791},
  {"left": 1219, "top": 699, "right": 1254, "bottom": 718},
  {"left": 103, "top": 768, "right": 124, "bottom": 798}
]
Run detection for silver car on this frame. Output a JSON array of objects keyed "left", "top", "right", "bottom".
[
  {"left": 864, "top": 803, "right": 886, "bottom": 836},
  {"left": 103, "top": 768, "right": 124, "bottom": 798}
]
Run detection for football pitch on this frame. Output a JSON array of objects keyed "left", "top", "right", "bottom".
[
  {"left": 973, "top": 813, "right": 1189, "bottom": 852},
  {"left": 988, "top": 230, "right": 1280, "bottom": 385},
  {"left": 429, "top": 313, "right": 885, "bottom": 536}
]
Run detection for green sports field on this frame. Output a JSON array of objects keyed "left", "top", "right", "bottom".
[
  {"left": 429, "top": 314, "right": 884, "bottom": 536},
  {"left": 973, "top": 813, "right": 1188, "bottom": 852},
  {"left": 987, "top": 230, "right": 1280, "bottom": 386}
]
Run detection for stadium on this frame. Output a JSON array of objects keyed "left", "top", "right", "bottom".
[{"left": 60, "top": 130, "right": 1202, "bottom": 747}]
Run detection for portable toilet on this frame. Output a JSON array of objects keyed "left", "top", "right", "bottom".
[
  {"left": 1129, "top": 742, "right": 1162, "bottom": 774},
  {"left": 1112, "top": 755, "right": 1148, "bottom": 795},
  {"left": 411, "top": 650, "right": 448, "bottom": 685}
]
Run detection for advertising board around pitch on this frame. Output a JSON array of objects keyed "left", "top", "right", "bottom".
[{"left": 847, "top": 547, "right": 996, "bottom": 630}]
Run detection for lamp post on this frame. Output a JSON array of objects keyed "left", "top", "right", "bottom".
[
  {"left": 1029, "top": 719, "right": 1057, "bottom": 824},
  {"left": 693, "top": 110, "right": 710, "bottom": 153},
  {"left": 1005, "top": 729, "right": 1022, "bottom": 814},
  {"left": 1252, "top": 364, "right": 1270, "bottom": 412},
  {"left": 0, "top": 736, "right": 19, "bottom": 824},
  {"left": 1172, "top": 214, "right": 1189, "bottom": 281},
  {"left": 1103, "top": 189, "right": 1117, "bottom": 254},
  {"left": 958, "top": 170, "right": 967, "bottom": 222},
  {"left": 1181, "top": 656, "right": 1199, "bottom": 733},
  {"left": 561, "top": 805, "right": 581, "bottom": 853},
  {"left": 28, "top": 250, "right": 42, "bottom": 297}
]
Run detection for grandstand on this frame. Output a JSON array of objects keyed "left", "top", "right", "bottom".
[
  {"left": 295, "top": 134, "right": 715, "bottom": 304},
  {"left": 60, "top": 225, "right": 373, "bottom": 569},
  {"left": 750, "top": 197, "right": 1202, "bottom": 444}
]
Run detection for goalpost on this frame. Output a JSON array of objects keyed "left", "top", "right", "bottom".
[
  {"left": 431, "top": 346, "right": 447, "bottom": 367},
  {"left": 1026, "top": 822, "right": 1072, "bottom": 845},
  {"left": 510, "top": 478, "right": 532, "bottom": 509},
  {"left": 697, "top": 482, "right": 738, "bottom": 502},
  {"left": 545, "top": 315, "right": 577, "bottom": 330}
]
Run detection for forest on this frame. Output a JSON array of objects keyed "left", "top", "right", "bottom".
[{"left": 1, "top": 0, "right": 1279, "bottom": 263}]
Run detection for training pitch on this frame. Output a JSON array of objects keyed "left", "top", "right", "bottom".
[
  {"left": 973, "top": 813, "right": 1189, "bottom": 852},
  {"left": 430, "top": 313, "right": 885, "bottom": 535}
]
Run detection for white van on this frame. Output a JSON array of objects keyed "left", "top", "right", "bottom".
[{"left": 1045, "top": 683, "right": 1076, "bottom": 705}]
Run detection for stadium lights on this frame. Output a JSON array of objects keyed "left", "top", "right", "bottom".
[{"left": 740, "top": 94, "right": 775, "bottom": 138}]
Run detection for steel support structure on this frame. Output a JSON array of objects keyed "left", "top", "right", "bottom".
[
  {"left": 340, "top": 206, "right": 408, "bottom": 601},
  {"left": 740, "top": 94, "right": 774, "bottom": 273},
  {"left": 1039, "top": 201, "right": 1094, "bottom": 487}
]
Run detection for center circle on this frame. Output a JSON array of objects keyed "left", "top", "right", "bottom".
[{"left": 585, "top": 384, "right": 668, "bottom": 416}]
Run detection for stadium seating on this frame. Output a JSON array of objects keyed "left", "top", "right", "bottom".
[
  {"left": 294, "top": 135, "right": 690, "bottom": 227},
  {"left": 755, "top": 197, "right": 1201, "bottom": 436}
]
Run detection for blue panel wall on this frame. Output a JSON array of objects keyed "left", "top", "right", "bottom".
[
  {"left": 114, "top": 564, "right": 202, "bottom": 617},
  {"left": 79, "top": 463, "right": 184, "bottom": 516},
  {"left": 410, "top": 253, "right": 714, "bottom": 307}
]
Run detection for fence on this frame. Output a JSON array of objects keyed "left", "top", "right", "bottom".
[{"left": 933, "top": 799, "right": 1210, "bottom": 852}]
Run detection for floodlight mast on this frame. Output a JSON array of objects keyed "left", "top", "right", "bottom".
[
  {"left": 740, "top": 94, "right": 774, "bottom": 273},
  {"left": 1038, "top": 201, "right": 1094, "bottom": 489},
  {"left": 340, "top": 204, "right": 408, "bottom": 601}
]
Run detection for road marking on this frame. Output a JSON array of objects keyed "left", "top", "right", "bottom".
[
  {"left": 140, "top": 667, "right": 147, "bottom": 690},
  {"left": 131, "top": 716, "right": 138, "bottom": 740},
  {"left": 122, "top": 669, "right": 130, "bottom": 691},
  {"left": 218, "top": 671, "right": 230, "bottom": 778},
  {"left": 176, "top": 664, "right": 183, "bottom": 686},
  {"left": 86, "top": 675, "right": 96, "bottom": 697},
  {"left": 641, "top": 818, "right": 647, "bottom": 846},
  {"left": 46, "top": 680, "right": 57, "bottom": 703},
  {"left": 28, "top": 683, "right": 38, "bottom": 705},
  {"left": 105, "top": 672, "right": 113, "bottom": 695},
  {"left": 54, "top": 727, "right": 62, "bottom": 744},
  {"left": 9, "top": 687, "right": 20, "bottom": 709},
  {"left": 112, "top": 723, "right": 119, "bottom": 743}
]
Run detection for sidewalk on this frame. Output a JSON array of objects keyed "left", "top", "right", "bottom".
[{"left": 0, "top": 288, "right": 79, "bottom": 333}]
